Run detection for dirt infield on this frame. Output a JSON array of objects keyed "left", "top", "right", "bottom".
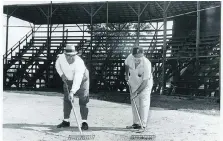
[{"left": 3, "top": 91, "right": 220, "bottom": 141}]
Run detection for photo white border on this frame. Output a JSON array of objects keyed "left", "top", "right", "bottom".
[{"left": 0, "top": 1, "right": 222, "bottom": 141}]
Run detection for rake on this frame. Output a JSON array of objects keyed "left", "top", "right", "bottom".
[
  {"left": 64, "top": 82, "right": 95, "bottom": 140},
  {"left": 127, "top": 82, "right": 156, "bottom": 140}
]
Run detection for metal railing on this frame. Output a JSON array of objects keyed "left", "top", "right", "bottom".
[{"left": 3, "top": 25, "right": 42, "bottom": 63}]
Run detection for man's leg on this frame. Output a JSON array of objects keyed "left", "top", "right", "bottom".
[
  {"left": 63, "top": 81, "right": 73, "bottom": 119},
  {"left": 131, "top": 95, "right": 140, "bottom": 125},
  {"left": 78, "top": 69, "right": 90, "bottom": 130},
  {"left": 57, "top": 81, "right": 73, "bottom": 128},
  {"left": 78, "top": 89, "right": 89, "bottom": 130},
  {"left": 139, "top": 87, "right": 152, "bottom": 129},
  {"left": 126, "top": 90, "right": 141, "bottom": 129},
  {"left": 78, "top": 90, "right": 89, "bottom": 121}
]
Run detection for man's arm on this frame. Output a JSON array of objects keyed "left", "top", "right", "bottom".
[
  {"left": 124, "top": 54, "right": 131, "bottom": 81},
  {"left": 135, "top": 80, "right": 148, "bottom": 94},
  {"left": 70, "top": 60, "right": 85, "bottom": 94},
  {"left": 135, "top": 59, "right": 152, "bottom": 94},
  {"left": 55, "top": 57, "right": 63, "bottom": 77},
  {"left": 125, "top": 65, "right": 129, "bottom": 76}
]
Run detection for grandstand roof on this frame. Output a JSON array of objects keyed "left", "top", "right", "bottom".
[{"left": 3, "top": 1, "right": 221, "bottom": 24}]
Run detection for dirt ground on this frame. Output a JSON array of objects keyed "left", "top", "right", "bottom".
[{"left": 3, "top": 91, "right": 220, "bottom": 141}]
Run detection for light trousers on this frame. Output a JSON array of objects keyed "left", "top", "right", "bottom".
[{"left": 130, "top": 80, "right": 153, "bottom": 127}]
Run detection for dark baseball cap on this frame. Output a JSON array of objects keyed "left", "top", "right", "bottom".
[{"left": 132, "top": 46, "right": 144, "bottom": 55}]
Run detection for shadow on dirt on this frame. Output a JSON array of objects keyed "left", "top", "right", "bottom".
[{"left": 3, "top": 123, "right": 131, "bottom": 134}]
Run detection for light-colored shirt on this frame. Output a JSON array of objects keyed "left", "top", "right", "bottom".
[
  {"left": 125, "top": 54, "right": 153, "bottom": 93},
  {"left": 55, "top": 53, "right": 86, "bottom": 94}
]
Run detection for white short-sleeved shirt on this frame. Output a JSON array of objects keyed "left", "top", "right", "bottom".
[
  {"left": 55, "top": 53, "right": 86, "bottom": 94},
  {"left": 125, "top": 54, "right": 153, "bottom": 93}
]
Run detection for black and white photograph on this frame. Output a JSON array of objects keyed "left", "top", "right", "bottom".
[{"left": 2, "top": 1, "right": 222, "bottom": 141}]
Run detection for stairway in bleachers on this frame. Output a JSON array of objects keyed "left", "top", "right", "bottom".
[{"left": 3, "top": 28, "right": 88, "bottom": 90}]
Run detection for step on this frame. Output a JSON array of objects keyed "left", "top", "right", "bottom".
[
  {"left": 25, "top": 42, "right": 35, "bottom": 45},
  {"left": 17, "top": 51, "right": 45, "bottom": 55},
  {"left": 20, "top": 47, "right": 61, "bottom": 51},
  {"left": 26, "top": 43, "right": 47, "bottom": 45},
  {"left": 200, "top": 38, "right": 219, "bottom": 42},
  {"left": 184, "top": 43, "right": 196, "bottom": 46},
  {"left": 11, "top": 55, "right": 52, "bottom": 60},
  {"left": 23, "top": 45, "right": 61, "bottom": 47},
  {"left": 200, "top": 34, "right": 220, "bottom": 38},
  {"left": 33, "top": 39, "right": 63, "bottom": 41},
  {"left": 167, "top": 43, "right": 185, "bottom": 46},
  {"left": 168, "top": 39, "right": 187, "bottom": 42},
  {"left": 19, "top": 47, "right": 61, "bottom": 52},
  {"left": 169, "top": 38, "right": 187, "bottom": 41},
  {"left": 20, "top": 51, "right": 62, "bottom": 55},
  {"left": 32, "top": 39, "right": 81, "bottom": 43},
  {"left": 6, "top": 71, "right": 56, "bottom": 76},
  {"left": 16, "top": 53, "right": 57, "bottom": 59},
  {"left": 31, "top": 40, "right": 47, "bottom": 43},
  {"left": 35, "top": 36, "right": 88, "bottom": 39},
  {"left": 8, "top": 57, "right": 55, "bottom": 61},
  {"left": 200, "top": 42, "right": 219, "bottom": 45}
]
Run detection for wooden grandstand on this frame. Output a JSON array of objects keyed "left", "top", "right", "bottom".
[{"left": 3, "top": 1, "right": 221, "bottom": 98}]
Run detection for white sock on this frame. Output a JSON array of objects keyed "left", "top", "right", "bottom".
[
  {"left": 82, "top": 120, "right": 87, "bottom": 123},
  {"left": 64, "top": 119, "right": 69, "bottom": 122}
]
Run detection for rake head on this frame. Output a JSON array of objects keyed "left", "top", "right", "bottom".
[
  {"left": 130, "top": 134, "right": 156, "bottom": 140},
  {"left": 130, "top": 129, "right": 156, "bottom": 140},
  {"left": 68, "top": 134, "right": 95, "bottom": 140}
]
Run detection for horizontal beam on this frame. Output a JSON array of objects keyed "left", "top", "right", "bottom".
[
  {"left": 34, "top": 29, "right": 172, "bottom": 32},
  {"left": 34, "top": 34, "right": 173, "bottom": 37}
]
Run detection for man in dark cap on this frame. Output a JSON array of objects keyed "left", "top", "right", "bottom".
[{"left": 125, "top": 46, "right": 153, "bottom": 130}]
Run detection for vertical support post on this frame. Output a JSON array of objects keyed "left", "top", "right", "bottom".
[
  {"left": 106, "top": 1, "right": 108, "bottom": 52},
  {"left": 46, "top": 7, "right": 50, "bottom": 87},
  {"left": 137, "top": 3, "right": 140, "bottom": 46},
  {"left": 33, "top": 24, "right": 36, "bottom": 37},
  {"left": 82, "top": 24, "right": 85, "bottom": 53},
  {"left": 49, "top": 1, "right": 53, "bottom": 86},
  {"left": 196, "top": 1, "right": 200, "bottom": 69},
  {"left": 219, "top": 28, "right": 221, "bottom": 101},
  {"left": 10, "top": 48, "right": 12, "bottom": 59},
  {"left": 5, "top": 11, "right": 10, "bottom": 64},
  {"left": 90, "top": 7, "right": 93, "bottom": 62},
  {"left": 19, "top": 40, "right": 21, "bottom": 53},
  {"left": 19, "top": 41, "right": 21, "bottom": 52},
  {"left": 31, "top": 28, "right": 34, "bottom": 42},
  {"left": 45, "top": 8, "right": 50, "bottom": 87},
  {"left": 46, "top": 2, "right": 52, "bottom": 87},
  {"left": 105, "top": 2, "right": 109, "bottom": 90},
  {"left": 62, "top": 24, "right": 65, "bottom": 39},
  {"left": 204, "top": 77, "right": 207, "bottom": 96},
  {"left": 83, "top": 24, "right": 85, "bottom": 40},
  {"left": 3, "top": 11, "right": 9, "bottom": 88},
  {"left": 90, "top": 7, "right": 93, "bottom": 74},
  {"left": 26, "top": 34, "right": 28, "bottom": 45},
  {"left": 162, "top": 1, "right": 167, "bottom": 95},
  {"left": 62, "top": 24, "right": 65, "bottom": 47},
  {"left": 49, "top": 2, "right": 53, "bottom": 38}
]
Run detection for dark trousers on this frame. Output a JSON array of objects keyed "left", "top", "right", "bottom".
[{"left": 63, "top": 70, "right": 89, "bottom": 120}]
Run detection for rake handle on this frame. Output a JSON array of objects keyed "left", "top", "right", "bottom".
[
  {"left": 128, "top": 82, "right": 144, "bottom": 129},
  {"left": 64, "top": 81, "right": 83, "bottom": 135},
  {"left": 71, "top": 102, "right": 83, "bottom": 135}
]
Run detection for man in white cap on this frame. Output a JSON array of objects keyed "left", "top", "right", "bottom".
[
  {"left": 125, "top": 46, "right": 153, "bottom": 130},
  {"left": 55, "top": 44, "right": 89, "bottom": 130}
]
